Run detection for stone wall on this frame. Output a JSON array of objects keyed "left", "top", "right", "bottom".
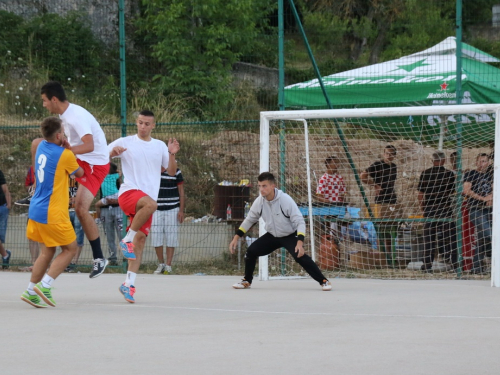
[{"left": 0, "top": 0, "right": 137, "bottom": 45}]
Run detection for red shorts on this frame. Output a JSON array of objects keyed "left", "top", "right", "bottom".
[
  {"left": 75, "top": 160, "right": 110, "bottom": 197},
  {"left": 118, "top": 190, "right": 153, "bottom": 236}
]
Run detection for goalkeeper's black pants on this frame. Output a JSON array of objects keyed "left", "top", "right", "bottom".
[{"left": 243, "top": 232, "right": 327, "bottom": 284}]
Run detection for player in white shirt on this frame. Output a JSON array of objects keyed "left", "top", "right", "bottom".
[
  {"left": 41, "top": 81, "right": 110, "bottom": 279},
  {"left": 108, "top": 110, "right": 179, "bottom": 303}
]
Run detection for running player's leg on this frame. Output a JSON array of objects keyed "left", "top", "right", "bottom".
[
  {"left": 120, "top": 193, "right": 157, "bottom": 259},
  {"left": 75, "top": 184, "right": 103, "bottom": 257},
  {"left": 31, "top": 244, "right": 55, "bottom": 285},
  {"left": 130, "top": 195, "right": 157, "bottom": 232},
  {"left": 46, "top": 241, "right": 78, "bottom": 278},
  {"left": 119, "top": 193, "right": 155, "bottom": 303},
  {"left": 75, "top": 184, "right": 108, "bottom": 277}
]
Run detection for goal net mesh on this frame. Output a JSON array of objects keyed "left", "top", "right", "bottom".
[{"left": 264, "top": 108, "right": 495, "bottom": 280}]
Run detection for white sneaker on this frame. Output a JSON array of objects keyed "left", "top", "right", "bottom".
[
  {"left": 232, "top": 279, "right": 251, "bottom": 289},
  {"left": 321, "top": 280, "right": 332, "bottom": 291},
  {"left": 153, "top": 264, "right": 165, "bottom": 274},
  {"left": 164, "top": 265, "right": 172, "bottom": 274}
]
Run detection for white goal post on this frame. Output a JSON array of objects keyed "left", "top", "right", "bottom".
[{"left": 259, "top": 104, "right": 500, "bottom": 286}]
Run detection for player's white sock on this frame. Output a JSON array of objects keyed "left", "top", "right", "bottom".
[
  {"left": 124, "top": 271, "right": 136, "bottom": 287},
  {"left": 27, "top": 282, "right": 37, "bottom": 295},
  {"left": 41, "top": 274, "right": 54, "bottom": 288},
  {"left": 123, "top": 229, "right": 137, "bottom": 243}
]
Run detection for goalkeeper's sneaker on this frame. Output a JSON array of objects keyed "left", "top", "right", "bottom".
[
  {"left": 20, "top": 290, "right": 48, "bottom": 308},
  {"left": 120, "top": 240, "right": 136, "bottom": 260},
  {"left": 119, "top": 283, "right": 136, "bottom": 303},
  {"left": 321, "top": 280, "right": 332, "bottom": 291},
  {"left": 34, "top": 282, "right": 56, "bottom": 307},
  {"left": 232, "top": 279, "right": 251, "bottom": 289}
]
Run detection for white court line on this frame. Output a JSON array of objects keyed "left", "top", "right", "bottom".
[{"left": 5, "top": 299, "right": 500, "bottom": 320}]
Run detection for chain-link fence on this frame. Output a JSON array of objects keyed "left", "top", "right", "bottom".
[{"left": 1, "top": 0, "right": 499, "bottom": 277}]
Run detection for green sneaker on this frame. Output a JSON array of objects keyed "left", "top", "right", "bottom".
[
  {"left": 20, "top": 290, "right": 48, "bottom": 308},
  {"left": 34, "top": 282, "right": 56, "bottom": 307}
]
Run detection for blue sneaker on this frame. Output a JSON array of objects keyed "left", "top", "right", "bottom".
[
  {"left": 119, "top": 283, "right": 136, "bottom": 303},
  {"left": 2, "top": 249, "right": 11, "bottom": 269},
  {"left": 120, "top": 240, "right": 136, "bottom": 260}
]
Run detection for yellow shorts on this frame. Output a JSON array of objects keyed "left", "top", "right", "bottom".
[{"left": 26, "top": 219, "right": 76, "bottom": 248}]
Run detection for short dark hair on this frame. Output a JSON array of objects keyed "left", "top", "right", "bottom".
[
  {"left": 258, "top": 172, "right": 276, "bottom": 184},
  {"left": 139, "top": 110, "right": 155, "bottom": 118},
  {"left": 450, "top": 151, "right": 457, "bottom": 158},
  {"left": 384, "top": 145, "right": 397, "bottom": 155},
  {"left": 41, "top": 117, "right": 62, "bottom": 139},
  {"left": 325, "top": 155, "right": 339, "bottom": 166},
  {"left": 41, "top": 81, "right": 67, "bottom": 102},
  {"left": 109, "top": 162, "right": 118, "bottom": 174},
  {"left": 477, "top": 153, "right": 489, "bottom": 161}
]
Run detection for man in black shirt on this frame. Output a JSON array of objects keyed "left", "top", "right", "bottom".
[
  {"left": 417, "top": 151, "right": 457, "bottom": 272},
  {"left": 361, "top": 145, "right": 398, "bottom": 206},
  {"left": 463, "top": 153, "right": 493, "bottom": 274},
  {"left": 361, "top": 145, "right": 398, "bottom": 252}
]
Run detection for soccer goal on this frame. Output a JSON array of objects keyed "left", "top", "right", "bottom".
[{"left": 259, "top": 104, "right": 500, "bottom": 286}]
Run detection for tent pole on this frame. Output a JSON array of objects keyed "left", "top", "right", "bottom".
[
  {"left": 455, "top": 0, "right": 464, "bottom": 278},
  {"left": 287, "top": 0, "right": 374, "bottom": 218}
]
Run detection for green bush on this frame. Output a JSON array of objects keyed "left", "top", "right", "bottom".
[{"left": 22, "top": 12, "right": 108, "bottom": 84}]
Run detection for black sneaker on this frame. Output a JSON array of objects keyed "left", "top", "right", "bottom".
[
  {"left": 15, "top": 196, "right": 32, "bottom": 206},
  {"left": 89, "top": 258, "right": 108, "bottom": 278},
  {"left": 65, "top": 263, "right": 77, "bottom": 273},
  {"left": 2, "top": 250, "right": 11, "bottom": 269},
  {"left": 2, "top": 250, "right": 12, "bottom": 270}
]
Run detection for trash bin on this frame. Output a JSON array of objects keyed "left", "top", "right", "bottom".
[{"left": 213, "top": 185, "right": 250, "bottom": 220}]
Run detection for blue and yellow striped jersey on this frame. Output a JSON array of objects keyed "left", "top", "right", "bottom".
[{"left": 29, "top": 141, "right": 80, "bottom": 224}]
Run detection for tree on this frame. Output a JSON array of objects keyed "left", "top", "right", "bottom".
[{"left": 138, "top": 0, "right": 275, "bottom": 118}]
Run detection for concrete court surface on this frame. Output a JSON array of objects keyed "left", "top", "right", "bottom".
[{"left": 1, "top": 272, "right": 500, "bottom": 375}]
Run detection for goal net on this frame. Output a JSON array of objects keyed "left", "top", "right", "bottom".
[{"left": 259, "top": 104, "right": 500, "bottom": 286}]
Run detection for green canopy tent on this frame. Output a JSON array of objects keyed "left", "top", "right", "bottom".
[{"left": 284, "top": 37, "right": 500, "bottom": 144}]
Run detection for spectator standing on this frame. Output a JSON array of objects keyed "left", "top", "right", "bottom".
[
  {"left": 0, "top": 168, "right": 11, "bottom": 269},
  {"left": 97, "top": 163, "right": 123, "bottom": 266},
  {"left": 19, "top": 166, "right": 39, "bottom": 271},
  {"left": 361, "top": 145, "right": 398, "bottom": 252},
  {"left": 152, "top": 167, "right": 185, "bottom": 274},
  {"left": 66, "top": 176, "right": 85, "bottom": 272},
  {"left": 463, "top": 153, "right": 493, "bottom": 274},
  {"left": 417, "top": 151, "right": 458, "bottom": 272}
]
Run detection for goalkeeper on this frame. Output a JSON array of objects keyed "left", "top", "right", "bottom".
[{"left": 229, "top": 172, "right": 332, "bottom": 291}]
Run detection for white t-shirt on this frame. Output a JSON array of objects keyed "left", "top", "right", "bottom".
[
  {"left": 108, "top": 135, "right": 169, "bottom": 201},
  {"left": 60, "top": 103, "right": 109, "bottom": 165}
]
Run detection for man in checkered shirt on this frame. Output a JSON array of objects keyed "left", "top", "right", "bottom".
[{"left": 316, "top": 155, "right": 346, "bottom": 203}]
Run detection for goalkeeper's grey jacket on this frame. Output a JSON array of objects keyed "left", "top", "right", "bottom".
[{"left": 238, "top": 188, "right": 306, "bottom": 238}]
